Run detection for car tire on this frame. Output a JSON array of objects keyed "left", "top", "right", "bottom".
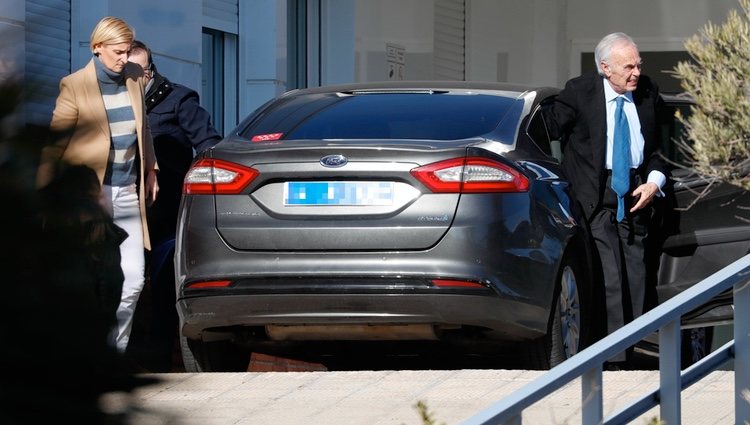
[
  {"left": 180, "top": 335, "right": 251, "bottom": 372},
  {"left": 180, "top": 335, "right": 206, "bottom": 372},
  {"left": 526, "top": 246, "right": 592, "bottom": 370}
]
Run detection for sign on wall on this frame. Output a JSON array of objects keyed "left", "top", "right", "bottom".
[{"left": 386, "top": 43, "right": 405, "bottom": 80}]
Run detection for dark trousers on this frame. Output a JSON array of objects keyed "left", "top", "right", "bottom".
[
  {"left": 149, "top": 243, "right": 180, "bottom": 372},
  {"left": 591, "top": 177, "right": 650, "bottom": 362}
]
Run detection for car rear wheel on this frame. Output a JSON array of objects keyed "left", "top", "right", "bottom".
[
  {"left": 180, "top": 335, "right": 251, "bottom": 372},
  {"left": 550, "top": 260, "right": 585, "bottom": 366},
  {"left": 525, "top": 247, "right": 592, "bottom": 370},
  {"left": 180, "top": 335, "right": 205, "bottom": 372}
]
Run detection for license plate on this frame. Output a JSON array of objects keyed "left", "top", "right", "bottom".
[{"left": 284, "top": 181, "right": 394, "bottom": 206}]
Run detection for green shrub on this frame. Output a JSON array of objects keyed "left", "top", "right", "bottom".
[{"left": 673, "top": 0, "right": 750, "bottom": 193}]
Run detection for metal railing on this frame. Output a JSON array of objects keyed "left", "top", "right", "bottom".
[{"left": 463, "top": 254, "right": 750, "bottom": 425}]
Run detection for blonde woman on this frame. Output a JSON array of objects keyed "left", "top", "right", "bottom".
[{"left": 37, "top": 16, "right": 159, "bottom": 353}]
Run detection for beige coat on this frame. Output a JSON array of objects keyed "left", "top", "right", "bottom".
[{"left": 37, "top": 58, "right": 158, "bottom": 250}]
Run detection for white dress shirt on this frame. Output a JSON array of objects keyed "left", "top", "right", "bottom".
[{"left": 603, "top": 79, "right": 666, "bottom": 192}]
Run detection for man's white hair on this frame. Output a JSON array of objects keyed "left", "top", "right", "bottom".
[{"left": 594, "top": 32, "right": 637, "bottom": 76}]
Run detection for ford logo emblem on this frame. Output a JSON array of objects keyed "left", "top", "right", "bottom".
[{"left": 320, "top": 154, "right": 348, "bottom": 168}]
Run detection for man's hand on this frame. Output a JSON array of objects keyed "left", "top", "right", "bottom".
[
  {"left": 146, "top": 169, "right": 159, "bottom": 206},
  {"left": 630, "top": 182, "right": 658, "bottom": 212}
]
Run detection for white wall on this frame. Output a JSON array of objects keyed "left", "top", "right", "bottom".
[
  {"left": 354, "top": 0, "right": 435, "bottom": 82},
  {"left": 349, "top": 0, "right": 741, "bottom": 86},
  {"left": 466, "top": 0, "right": 740, "bottom": 87},
  {"left": 564, "top": 0, "right": 740, "bottom": 78},
  {"left": 466, "top": 1, "right": 535, "bottom": 84}
]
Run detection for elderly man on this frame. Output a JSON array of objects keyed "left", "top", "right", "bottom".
[{"left": 545, "top": 32, "right": 669, "bottom": 369}]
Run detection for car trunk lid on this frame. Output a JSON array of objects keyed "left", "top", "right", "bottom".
[{"left": 211, "top": 141, "right": 472, "bottom": 251}]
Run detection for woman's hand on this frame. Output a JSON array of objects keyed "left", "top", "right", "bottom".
[{"left": 146, "top": 169, "right": 159, "bottom": 206}]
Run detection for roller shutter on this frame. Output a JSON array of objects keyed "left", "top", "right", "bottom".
[
  {"left": 434, "top": 0, "right": 465, "bottom": 81},
  {"left": 203, "top": 0, "right": 239, "bottom": 34},
  {"left": 25, "top": 0, "right": 70, "bottom": 126}
]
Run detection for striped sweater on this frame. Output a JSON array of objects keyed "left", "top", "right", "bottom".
[{"left": 94, "top": 56, "right": 137, "bottom": 187}]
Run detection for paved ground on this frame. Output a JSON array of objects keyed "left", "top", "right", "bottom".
[
  {"left": 101, "top": 369, "right": 736, "bottom": 425},
  {"left": 117, "top": 268, "right": 739, "bottom": 424}
]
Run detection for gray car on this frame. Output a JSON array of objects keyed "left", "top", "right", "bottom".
[
  {"left": 175, "top": 83, "right": 744, "bottom": 372},
  {"left": 174, "top": 81, "right": 598, "bottom": 371}
]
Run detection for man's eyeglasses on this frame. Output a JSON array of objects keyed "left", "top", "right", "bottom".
[{"left": 142, "top": 64, "right": 154, "bottom": 78}]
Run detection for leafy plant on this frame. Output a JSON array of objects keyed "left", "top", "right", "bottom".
[
  {"left": 410, "top": 400, "right": 446, "bottom": 425},
  {"left": 673, "top": 0, "right": 750, "bottom": 195}
]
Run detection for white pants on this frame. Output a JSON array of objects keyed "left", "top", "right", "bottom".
[{"left": 101, "top": 184, "right": 145, "bottom": 353}]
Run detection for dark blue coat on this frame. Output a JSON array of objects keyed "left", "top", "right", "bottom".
[{"left": 145, "top": 73, "right": 222, "bottom": 247}]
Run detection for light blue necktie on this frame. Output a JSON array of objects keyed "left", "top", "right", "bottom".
[{"left": 611, "top": 96, "right": 631, "bottom": 222}]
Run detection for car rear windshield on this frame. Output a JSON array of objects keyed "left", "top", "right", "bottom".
[{"left": 242, "top": 92, "right": 518, "bottom": 141}]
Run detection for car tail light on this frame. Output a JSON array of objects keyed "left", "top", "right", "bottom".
[
  {"left": 251, "top": 132, "right": 283, "bottom": 142},
  {"left": 431, "top": 279, "right": 487, "bottom": 288},
  {"left": 410, "top": 157, "right": 529, "bottom": 193},
  {"left": 186, "top": 280, "right": 232, "bottom": 289},
  {"left": 183, "top": 159, "right": 258, "bottom": 194}
]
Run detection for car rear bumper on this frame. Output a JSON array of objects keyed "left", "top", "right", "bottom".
[{"left": 178, "top": 290, "right": 548, "bottom": 343}]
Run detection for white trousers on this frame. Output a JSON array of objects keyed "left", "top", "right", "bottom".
[{"left": 101, "top": 184, "right": 145, "bottom": 353}]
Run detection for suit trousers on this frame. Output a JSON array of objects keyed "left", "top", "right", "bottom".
[
  {"left": 101, "top": 184, "right": 145, "bottom": 353},
  {"left": 590, "top": 183, "right": 649, "bottom": 362}
]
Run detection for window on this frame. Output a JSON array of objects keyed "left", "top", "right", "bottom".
[
  {"left": 526, "top": 106, "right": 551, "bottom": 155},
  {"left": 240, "top": 91, "right": 516, "bottom": 141},
  {"left": 525, "top": 99, "right": 562, "bottom": 161},
  {"left": 202, "top": 29, "right": 223, "bottom": 134},
  {"left": 660, "top": 94, "right": 694, "bottom": 172},
  {"left": 202, "top": 28, "right": 238, "bottom": 135},
  {"left": 287, "top": 0, "right": 309, "bottom": 90}
]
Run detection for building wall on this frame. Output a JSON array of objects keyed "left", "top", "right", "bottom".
[
  {"left": 466, "top": 0, "right": 568, "bottom": 85},
  {"left": 354, "top": 0, "right": 435, "bottom": 82},
  {"left": 0, "top": 0, "right": 745, "bottom": 129},
  {"left": 240, "top": 0, "right": 284, "bottom": 127},
  {"left": 465, "top": 0, "right": 740, "bottom": 87},
  {"left": 72, "top": 0, "right": 204, "bottom": 99},
  {"left": 351, "top": 0, "right": 742, "bottom": 88}
]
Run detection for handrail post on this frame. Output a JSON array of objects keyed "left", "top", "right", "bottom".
[
  {"left": 735, "top": 277, "right": 750, "bottom": 423},
  {"left": 659, "top": 320, "right": 681, "bottom": 424},
  {"left": 581, "top": 367, "right": 602, "bottom": 424}
]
